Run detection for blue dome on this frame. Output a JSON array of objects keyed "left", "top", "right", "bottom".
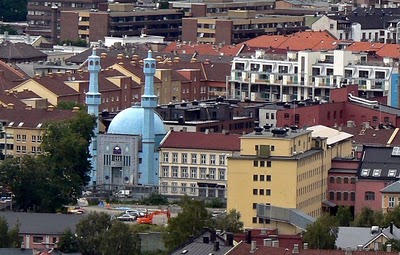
[{"left": 108, "top": 106, "right": 166, "bottom": 135}]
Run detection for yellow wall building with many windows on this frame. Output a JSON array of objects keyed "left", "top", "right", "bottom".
[{"left": 227, "top": 126, "right": 352, "bottom": 232}]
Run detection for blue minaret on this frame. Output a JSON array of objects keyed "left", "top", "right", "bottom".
[
  {"left": 86, "top": 48, "right": 101, "bottom": 186},
  {"left": 140, "top": 50, "right": 157, "bottom": 185}
]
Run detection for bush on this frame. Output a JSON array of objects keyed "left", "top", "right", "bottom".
[
  {"left": 206, "top": 198, "right": 226, "bottom": 208},
  {"left": 140, "top": 193, "right": 168, "bottom": 205}
]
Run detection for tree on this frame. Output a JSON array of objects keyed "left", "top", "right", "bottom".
[
  {"left": 383, "top": 206, "right": 400, "bottom": 227},
  {"left": 76, "top": 212, "right": 141, "bottom": 255},
  {"left": 211, "top": 209, "right": 243, "bottom": 233},
  {"left": 58, "top": 229, "right": 79, "bottom": 253},
  {"left": 163, "top": 196, "right": 211, "bottom": 252},
  {"left": 0, "top": 217, "right": 20, "bottom": 248},
  {"left": 352, "top": 207, "right": 383, "bottom": 227},
  {"left": 335, "top": 206, "right": 353, "bottom": 226},
  {"left": 0, "top": 0, "right": 27, "bottom": 22},
  {"left": 140, "top": 193, "right": 168, "bottom": 205},
  {"left": 383, "top": 239, "right": 400, "bottom": 252},
  {"left": 303, "top": 214, "right": 338, "bottom": 249},
  {"left": 57, "top": 101, "right": 86, "bottom": 111}
]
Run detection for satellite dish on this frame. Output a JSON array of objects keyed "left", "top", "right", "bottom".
[
  {"left": 68, "top": 77, "right": 72, "bottom": 81},
  {"left": 71, "top": 77, "right": 76, "bottom": 81}
]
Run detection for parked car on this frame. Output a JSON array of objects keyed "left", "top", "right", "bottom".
[
  {"left": 114, "top": 190, "right": 132, "bottom": 198},
  {"left": 67, "top": 206, "right": 85, "bottom": 214},
  {"left": 117, "top": 213, "right": 137, "bottom": 221}
]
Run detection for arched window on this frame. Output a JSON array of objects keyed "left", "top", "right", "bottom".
[
  {"left": 329, "top": 191, "right": 335, "bottom": 200},
  {"left": 145, "top": 63, "right": 149, "bottom": 68},
  {"left": 336, "top": 177, "right": 342, "bottom": 184},
  {"left": 329, "top": 176, "right": 335, "bottom": 183},
  {"left": 336, "top": 192, "right": 342, "bottom": 201},
  {"left": 365, "top": 191, "right": 375, "bottom": 200},
  {"left": 113, "top": 146, "right": 122, "bottom": 154}
]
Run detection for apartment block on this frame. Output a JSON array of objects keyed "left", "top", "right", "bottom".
[
  {"left": 230, "top": 49, "right": 399, "bottom": 106},
  {"left": 227, "top": 125, "right": 353, "bottom": 232}
]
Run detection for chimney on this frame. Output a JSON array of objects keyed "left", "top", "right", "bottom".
[
  {"left": 6, "top": 103, "right": 14, "bottom": 109},
  {"left": 357, "top": 245, "right": 363, "bottom": 251},
  {"left": 292, "top": 244, "right": 299, "bottom": 254},
  {"left": 210, "top": 229, "right": 216, "bottom": 243},
  {"left": 47, "top": 105, "right": 55, "bottom": 112},
  {"left": 72, "top": 106, "right": 80, "bottom": 112},
  {"left": 390, "top": 222, "right": 394, "bottom": 234},
  {"left": 225, "top": 233, "right": 234, "bottom": 246},
  {"left": 387, "top": 243, "right": 392, "bottom": 252},
  {"left": 213, "top": 241, "right": 219, "bottom": 251},
  {"left": 245, "top": 230, "right": 252, "bottom": 244},
  {"left": 250, "top": 241, "right": 257, "bottom": 252},
  {"left": 303, "top": 243, "right": 308, "bottom": 250}
]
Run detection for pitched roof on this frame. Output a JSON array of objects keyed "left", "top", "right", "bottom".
[
  {"left": 336, "top": 227, "right": 380, "bottom": 250},
  {"left": 0, "top": 42, "right": 47, "bottom": 61},
  {"left": 381, "top": 180, "right": 400, "bottom": 193},
  {"left": 358, "top": 146, "right": 400, "bottom": 179},
  {"left": 160, "top": 131, "right": 241, "bottom": 151},
  {"left": 0, "top": 106, "right": 77, "bottom": 129},
  {"left": 0, "top": 212, "right": 83, "bottom": 235}
]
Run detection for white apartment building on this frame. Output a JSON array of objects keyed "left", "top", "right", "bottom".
[{"left": 230, "top": 49, "right": 398, "bottom": 106}]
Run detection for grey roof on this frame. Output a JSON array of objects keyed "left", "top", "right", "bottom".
[
  {"left": 170, "top": 231, "right": 233, "bottom": 255},
  {"left": 0, "top": 212, "right": 84, "bottom": 235},
  {"left": 358, "top": 146, "right": 400, "bottom": 180},
  {"left": 381, "top": 180, "right": 400, "bottom": 193},
  {"left": 0, "top": 249, "right": 34, "bottom": 255},
  {"left": 244, "top": 128, "right": 312, "bottom": 139},
  {"left": 335, "top": 227, "right": 379, "bottom": 250}
]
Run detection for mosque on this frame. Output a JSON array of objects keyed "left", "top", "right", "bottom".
[{"left": 86, "top": 49, "right": 166, "bottom": 190}]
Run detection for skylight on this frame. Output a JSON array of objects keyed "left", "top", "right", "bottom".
[
  {"left": 388, "top": 169, "right": 397, "bottom": 177},
  {"left": 361, "top": 169, "right": 370, "bottom": 176},
  {"left": 372, "top": 169, "right": 381, "bottom": 177},
  {"left": 392, "top": 147, "right": 400, "bottom": 156}
]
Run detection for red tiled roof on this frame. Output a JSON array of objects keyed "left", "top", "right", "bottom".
[
  {"left": 160, "top": 42, "right": 244, "bottom": 56},
  {"left": 160, "top": 131, "right": 241, "bottom": 151},
  {"left": 345, "top": 42, "right": 386, "bottom": 53},
  {"left": 376, "top": 44, "right": 400, "bottom": 59}
]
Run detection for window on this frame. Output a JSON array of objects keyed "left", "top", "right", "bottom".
[
  {"left": 389, "top": 197, "right": 395, "bottom": 208},
  {"left": 260, "top": 161, "right": 265, "bottom": 167},
  {"left": 172, "top": 153, "right": 178, "bottom": 163},
  {"left": 32, "top": 146, "right": 36, "bottom": 153},
  {"left": 16, "top": 146, "right": 21, "bottom": 153},
  {"left": 267, "top": 161, "right": 271, "bottom": 167},
  {"left": 191, "top": 154, "right": 197, "bottom": 164},
  {"left": 181, "top": 183, "right": 187, "bottom": 193},
  {"left": 351, "top": 192, "right": 355, "bottom": 201},
  {"left": 171, "top": 182, "right": 178, "bottom": 193},
  {"left": 190, "top": 167, "right": 197, "bottom": 178},
  {"left": 388, "top": 169, "right": 397, "bottom": 177},
  {"left": 190, "top": 183, "right": 196, "bottom": 194},
  {"left": 181, "top": 153, "right": 187, "bottom": 163},
  {"left": 266, "top": 189, "right": 271, "bottom": 196},
  {"left": 16, "top": 134, "right": 21, "bottom": 141},
  {"left": 365, "top": 191, "right": 375, "bottom": 200},
  {"left": 267, "top": 175, "right": 271, "bottom": 182},
  {"left": 37, "top": 135, "right": 42, "bottom": 142},
  {"left": 163, "top": 152, "right": 169, "bottom": 163},
  {"left": 344, "top": 177, "right": 349, "bottom": 184},
  {"left": 253, "top": 161, "right": 258, "bottom": 167},
  {"left": 330, "top": 177, "right": 335, "bottom": 183},
  {"left": 219, "top": 169, "right": 225, "bottom": 180},
  {"left": 172, "top": 167, "right": 178, "bottom": 178},
  {"left": 337, "top": 192, "right": 342, "bottom": 201},
  {"left": 33, "top": 236, "right": 43, "bottom": 243},
  {"left": 201, "top": 154, "right": 207, "bottom": 164},
  {"left": 253, "top": 175, "right": 258, "bottom": 181},
  {"left": 260, "top": 175, "right": 265, "bottom": 181},
  {"left": 200, "top": 168, "right": 206, "bottom": 179},
  {"left": 161, "top": 182, "right": 168, "bottom": 193},
  {"left": 32, "top": 135, "right": 37, "bottom": 142},
  {"left": 271, "top": 146, "right": 275, "bottom": 151},
  {"left": 266, "top": 113, "right": 270, "bottom": 119},
  {"left": 219, "top": 155, "right": 225, "bottom": 165},
  {"left": 22, "top": 146, "right": 26, "bottom": 153},
  {"left": 209, "top": 168, "right": 215, "bottom": 179},
  {"left": 361, "top": 169, "right": 370, "bottom": 176},
  {"left": 253, "top": 189, "right": 258, "bottom": 195},
  {"left": 162, "top": 166, "right": 169, "bottom": 177},
  {"left": 253, "top": 203, "right": 257, "bottom": 209},
  {"left": 259, "top": 189, "right": 264, "bottom": 195},
  {"left": 252, "top": 217, "right": 257, "bottom": 224},
  {"left": 284, "top": 113, "right": 290, "bottom": 119},
  {"left": 344, "top": 192, "right": 349, "bottom": 201},
  {"left": 22, "top": 135, "right": 26, "bottom": 142},
  {"left": 329, "top": 191, "right": 335, "bottom": 200},
  {"left": 181, "top": 167, "right": 188, "bottom": 178},
  {"left": 210, "top": 154, "right": 216, "bottom": 165},
  {"left": 372, "top": 116, "right": 378, "bottom": 122},
  {"left": 372, "top": 169, "right": 381, "bottom": 177},
  {"left": 336, "top": 177, "right": 342, "bottom": 184},
  {"left": 351, "top": 178, "right": 356, "bottom": 184}
]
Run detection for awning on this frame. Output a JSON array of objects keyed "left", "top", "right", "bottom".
[{"left": 322, "top": 199, "right": 337, "bottom": 207}]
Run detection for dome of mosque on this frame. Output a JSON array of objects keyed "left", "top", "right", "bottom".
[{"left": 107, "top": 106, "right": 166, "bottom": 135}]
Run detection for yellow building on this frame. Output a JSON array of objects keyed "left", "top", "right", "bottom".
[
  {"left": 227, "top": 125, "right": 353, "bottom": 233},
  {"left": 381, "top": 180, "right": 400, "bottom": 214}
]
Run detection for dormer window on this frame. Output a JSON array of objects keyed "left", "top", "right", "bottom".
[
  {"left": 361, "top": 169, "right": 370, "bottom": 176},
  {"left": 372, "top": 169, "right": 381, "bottom": 177}
]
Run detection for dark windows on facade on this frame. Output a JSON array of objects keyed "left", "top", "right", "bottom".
[{"left": 365, "top": 191, "right": 375, "bottom": 201}]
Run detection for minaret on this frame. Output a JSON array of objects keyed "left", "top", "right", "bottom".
[
  {"left": 86, "top": 48, "right": 101, "bottom": 186},
  {"left": 141, "top": 50, "right": 157, "bottom": 185}
]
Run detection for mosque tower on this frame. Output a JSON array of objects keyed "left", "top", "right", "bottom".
[
  {"left": 86, "top": 48, "right": 101, "bottom": 186},
  {"left": 141, "top": 50, "right": 158, "bottom": 185}
]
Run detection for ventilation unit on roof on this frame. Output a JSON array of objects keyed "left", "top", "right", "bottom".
[{"left": 271, "top": 128, "right": 287, "bottom": 137}]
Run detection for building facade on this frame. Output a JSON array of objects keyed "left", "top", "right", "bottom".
[
  {"left": 227, "top": 125, "right": 353, "bottom": 231},
  {"left": 159, "top": 131, "right": 240, "bottom": 199}
]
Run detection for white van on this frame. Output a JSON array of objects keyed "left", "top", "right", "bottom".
[{"left": 114, "top": 190, "right": 132, "bottom": 198}]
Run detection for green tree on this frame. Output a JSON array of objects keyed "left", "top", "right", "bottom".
[
  {"left": 59, "top": 39, "right": 87, "bottom": 47},
  {"left": 76, "top": 212, "right": 141, "bottom": 255},
  {"left": 58, "top": 228, "right": 79, "bottom": 253},
  {"left": 384, "top": 239, "right": 400, "bottom": 252},
  {"left": 0, "top": 25, "right": 18, "bottom": 35},
  {"left": 163, "top": 196, "right": 211, "bottom": 252},
  {"left": 0, "top": 217, "right": 20, "bottom": 248},
  {"left": 335, "top": 206, "right": 353, "bottom": 226},
  {"left": 141, "top": 193, "right": 168, "bottom": 205},
  {"left": 211, "top": 209, "right": 243, "bottom": 233},
  {"left": 0, "top": 0, "right": 27, "bottom": 22},
  {"left": 57, "top": 101, "right": 86, "bottom": 111},
  {"left": 100, "top": 221, "right": 141, "bottom": 255},
  {"left": 352, "top": 207, "right": 383, "bottom": 227},
  {"left": 303, "top": 214, "right": 338, "bottom": 249},
  {"left": 383, "top": 206, "right": 400, "bottom": 227}
]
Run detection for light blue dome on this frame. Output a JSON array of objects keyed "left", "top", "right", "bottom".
[{"left": 108, "top": 106, "right": 166, "bottom": 135}]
